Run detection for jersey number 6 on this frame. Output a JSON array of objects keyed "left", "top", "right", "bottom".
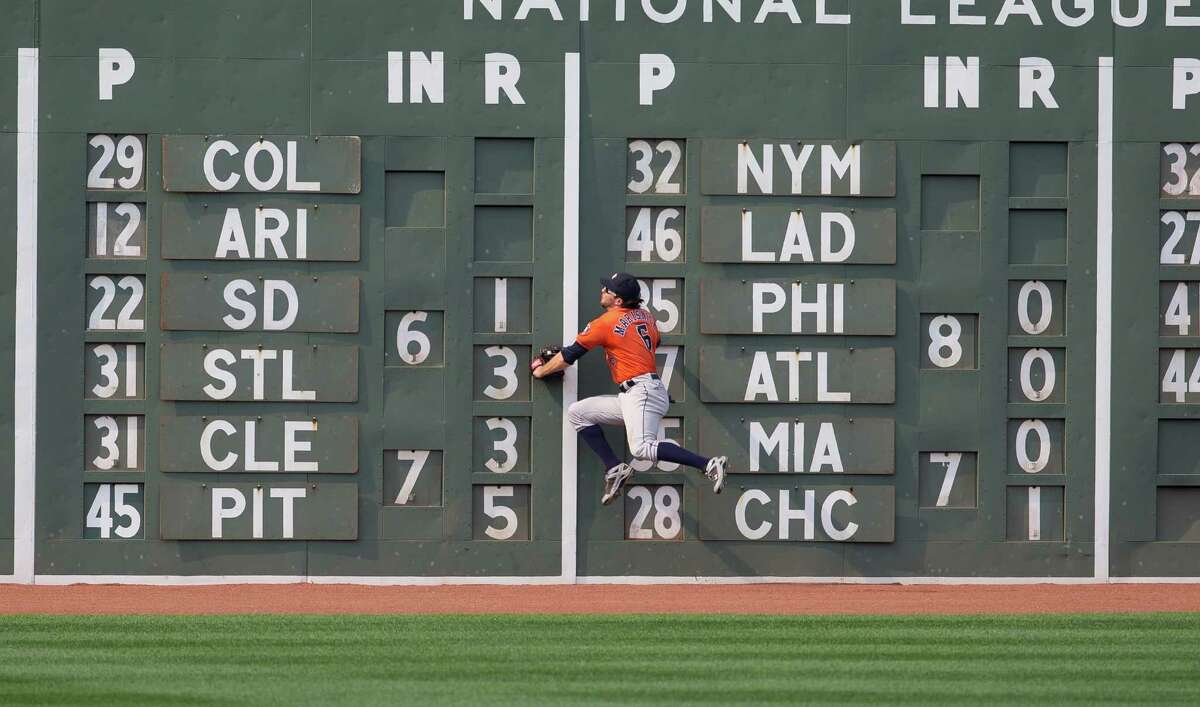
[{"left": 635, "top": 323, "right": 653, "bottom": 351}]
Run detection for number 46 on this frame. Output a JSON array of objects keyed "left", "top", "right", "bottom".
[{"left": 627, "top": 207, "right": 682, "bottom": 262}]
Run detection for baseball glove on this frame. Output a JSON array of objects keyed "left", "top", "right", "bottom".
[{"left": 531, "top": 345, "right": 564, "bottom": 378}]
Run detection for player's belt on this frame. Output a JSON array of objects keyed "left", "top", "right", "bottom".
[{"left": 618, "top": 373, "right": 659, "bottom": 393}]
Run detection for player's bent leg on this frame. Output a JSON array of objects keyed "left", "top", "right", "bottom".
[
  {"left": 653, "top": 444, "right": 727, "bottom": 494},
  {"left": 567, "top": 395, "right": 624, "bottom": 431},
  {"left": 569, "top": 395, "right": 633, "bottom": 504},
  {"left": 579, "top": 425, "right": 620, "bottom": 471}
]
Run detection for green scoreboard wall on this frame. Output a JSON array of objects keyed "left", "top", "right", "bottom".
[{"left": 6, "top": 0, "right": 1200, "bottom": 581}]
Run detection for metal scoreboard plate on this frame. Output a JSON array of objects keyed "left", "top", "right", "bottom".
[
  {"left": 158, "top": 414, "right": 359, "bottom": 474},
  {"left": 160, "top": 273, "right": 360, "bottom": 332},
  {"left": 161, "top": 135, "right": 362, "bottom": 194},
  {"left": 159, "top": 482, "right": 358, "bottom": 540},
  {"left": 699, "top": 140, "right": 897, "bottom": 197},
  {"left": 698, "top": 485, "right": 895, "bottom": 543},
  {"left": 698, "top": 346, "right": 895, "bottom": 404},
  {"left": 159, "top": 343, "right": 359, "bottom": 402},
  {"left": 161, "top": 201, "right": 361, "bottom": 261},
  {"left": 699, "top": 415, "right": 895, "bottom": 476},
  {"left": 700, "top": 206, "right": 897, "bottom": 265},
  {"left": 700, "top": 278, "right": 896, "bottom": 336}
]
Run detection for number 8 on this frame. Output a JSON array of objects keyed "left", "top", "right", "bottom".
[{"left": 928, "top": 316, "right": 963, "bottom": 368}]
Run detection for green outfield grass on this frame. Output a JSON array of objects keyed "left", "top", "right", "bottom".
[{"left": 0, "top": 614, "right": 1196, "bottom": 705}]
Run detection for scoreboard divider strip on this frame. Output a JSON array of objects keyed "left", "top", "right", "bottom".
[
  {"left": 560, "top": 52, "right": 581, "bottom": 583},
  {"left": 20, "top": 575, "right": 1131, "bottom": 586},
  {"left": 1094, "top": 56, "right": 1114, "bottom": 581},
  {"left": 12, "top": 49, "right": 38, "bottom": 585}
]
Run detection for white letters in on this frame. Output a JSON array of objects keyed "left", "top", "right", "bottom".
[
  {"left": 997, "top": 0, "right": 1043, "bottom": 24},
  {"left": 210, "top": 486, "right": 307, "bottom": 539},
  {"left": 950, "top": 0, "right": 986, "bottom": 25},
  {"left": 754, "top": 0, "right": 801, "bottom": 23},
  {"left": 98, "top": 48, "right": 135, "bottom": 101},
  {"left": 734, "top": 489, "right": 772, "bottom": 539},
  {"left": 1111, "top": 0, "right": 1147, "bottom": 27},
  {"left": 1168, "top": 0, "right": 1200, "bottom": 26},
  {"left": 822, "top": 490, "right": 858, "bottom": 541},
  {"left": 464, "top": 0, "right": 503, "bottom": 19},
  {"left": 902, "top": 0, "right": 936, "bottom": 24},
  {"left": 388, "top": 51, "right": 445, "bottom": 103},
  {"left": 211, "top": 489, "right": 246, "bottom": 539},
  {"left": 704, "top": 0, "right": 741, "bottom": 21},
  {"left": 203, "top": 140, "right": 240, "bottom": 191},
  {"left": 223, "top": 280, "right": 299, "bottom": 331},
  {"left": 642, "top": 0, "right": 686, "bottom": 23},
  {"left": 199, "top": 420, "right": 320, "bottom": 472},
  {"left": 485, "top": 52, "right": 525, "bottom": 104},
  {"left": 946, "top": 56, "right": 980, "bottom": 108},
  {"left": 1052, "top": 0, "right": 1093, "bottom": 26},
  {"left": 1019, "top": 57, "right": 1058, "bottom": 109},
  {"left": 639, "top": 53, "right": 676, "bottom": 105},
  {"left": 816, "top": 0, "right": 850, "bottom": 23},
  {"left": 1174, "top": 58, "right": 1200, "bottom": 110},
  {"left": 743, "top": 351, "right": 850, "bottom": 402},
  {"left": 515, "top": 0, "right": 564, "bottom": 19},
  {"left": 749, "top": 421, "right": 844, "bottom": 472}
]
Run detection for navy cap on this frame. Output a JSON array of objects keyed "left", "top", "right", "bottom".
[{"left": 601, "top": 271, "right": 640, "bottom": 302}]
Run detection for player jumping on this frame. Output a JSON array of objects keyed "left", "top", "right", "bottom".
[{"left": 532, "top": 272, "right": 727, "bottom": 504}]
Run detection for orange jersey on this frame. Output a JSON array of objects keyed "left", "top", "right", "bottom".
[{"left": 575, "top": 307, "right": 660, "bottom": 384}]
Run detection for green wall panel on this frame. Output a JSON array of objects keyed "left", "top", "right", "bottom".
[{"left": 8, "top": 0, "right": 1200, "bottom": 579}]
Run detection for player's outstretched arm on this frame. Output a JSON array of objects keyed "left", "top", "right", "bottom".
[{"left": 532, "top": 352, "right": 569, "bottom": 379}]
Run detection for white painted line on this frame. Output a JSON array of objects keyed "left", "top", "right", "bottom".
[
  {"left": 308, "top": 576, "right": 568, "bottom": 586},
  {"left": 1107, "top": 577, "right": 1200, "bottom": 584},
  {"left": 1028, "top": 486, "right": 1042, "bottom": 541},
  {"left": 32, "top": 575, "right": 308, "bottom": 586},
  {"left": 1095, "top": 56, "right": 1114, "bottom": 581},
  {"left": 493, "top": 277, "right": 507, "bottom": 332},
  {"left": 560, "top": 52, "right": 581, "bottom": 583},
  {"left": 13, "top": 48, "right": 38, "bottom": 584},
  {"left": 8, "top": 574, "right": 1200, "bottom": 586},
  {"left": 578, "top": 576, "right": 1103, "bottom": 586},
  {"left": 26, "top": 575, "right": 571, "bottom": 586}
]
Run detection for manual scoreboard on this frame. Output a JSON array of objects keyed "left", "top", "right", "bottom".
[{"left": 6, "top": 0, "right": 1200, "bottom": 579}]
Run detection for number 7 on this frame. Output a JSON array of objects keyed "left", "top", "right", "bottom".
[
  {"left": 394, "top": 450, "right": 429, "bottom": 505},
  {"left": 931, "top": 452, "right": 962, "bottom": 507}
]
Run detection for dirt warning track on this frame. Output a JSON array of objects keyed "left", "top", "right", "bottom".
[{"left": 1, "top": 583, "right": 1198, "bottom": 615}]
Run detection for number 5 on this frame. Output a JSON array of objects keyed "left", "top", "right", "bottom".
[{"left": 483, "top": 486, "right": 518, "bottom": 540}]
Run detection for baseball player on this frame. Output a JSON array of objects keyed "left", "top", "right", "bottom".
[{"left": 532, "top": 272, "right": 727, "bottom": 504}]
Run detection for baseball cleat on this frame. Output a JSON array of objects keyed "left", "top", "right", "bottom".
[
  {"left": 705, "top": 456, "right": 728, "bottom": 494},
  {"left": 601, "top": 463, "right": 634, "bottom": 505}
]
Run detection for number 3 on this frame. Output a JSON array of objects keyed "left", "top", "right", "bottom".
[
  {"left": 483, "top": 346, "right": 518, "bottom": 400},
  {"left": 485, "top": 418, "right": 518, "bottom": 473}
]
